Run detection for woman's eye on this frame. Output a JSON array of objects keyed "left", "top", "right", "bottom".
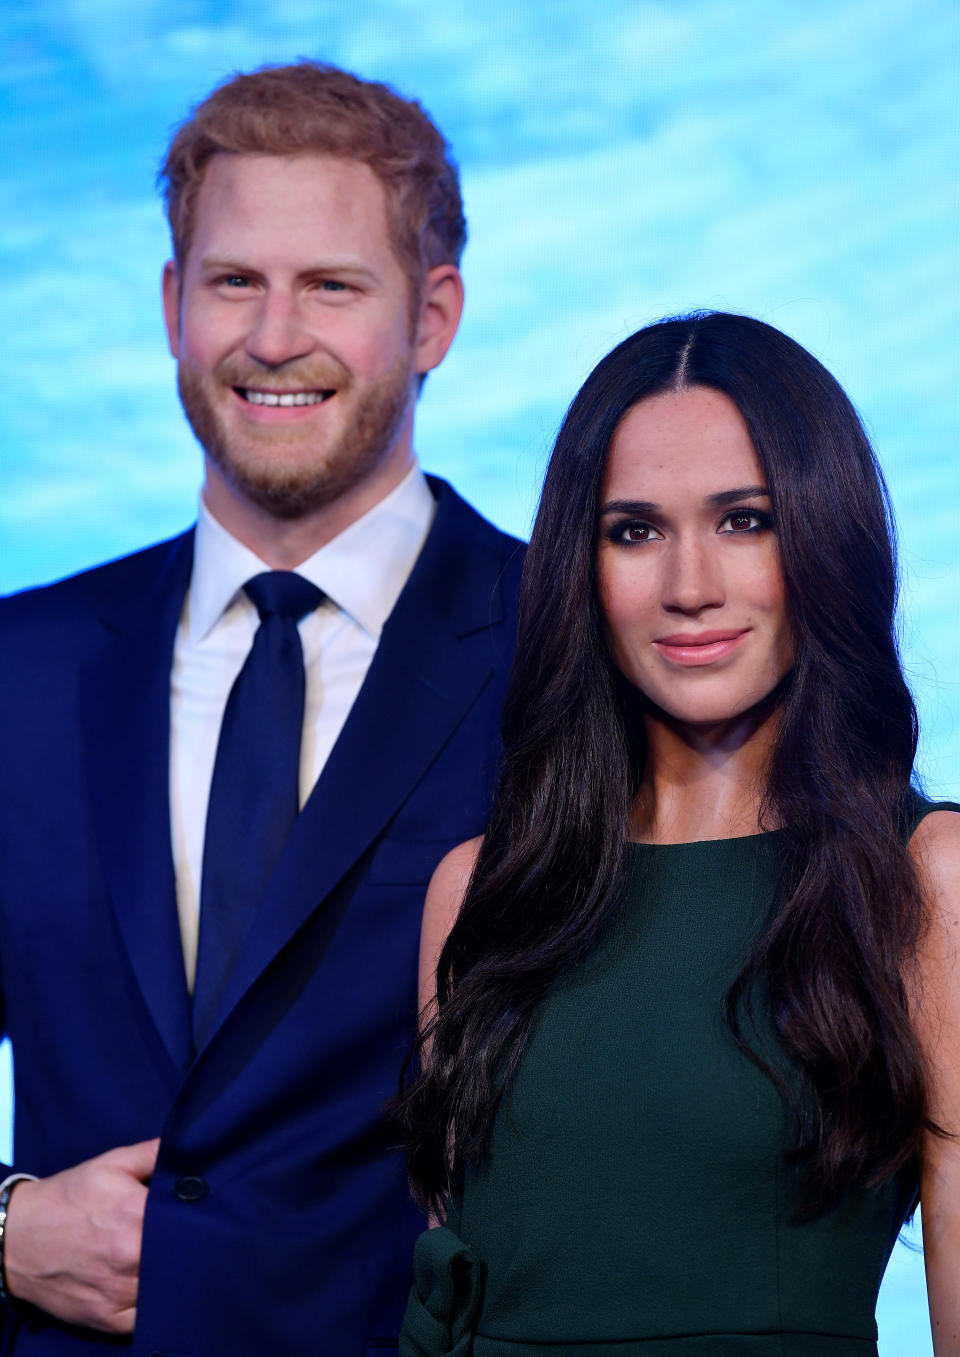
[
  {"left": 617, "top": 522, "right": 657, "bottom": 543},
  {"left": 719, "top": 510, "right": 765, "bottom": 533}
]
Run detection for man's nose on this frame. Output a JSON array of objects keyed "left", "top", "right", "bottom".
[
  {"left": 244, "top": 292, "right": 316, "bottom": 368},
  {"left": 662, "top": 535, "right": 725, "bottom": 614}
]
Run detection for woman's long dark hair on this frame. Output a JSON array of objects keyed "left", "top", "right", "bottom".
[{"left": 400, "top": 311, "right": 928, "bottom": 1216}]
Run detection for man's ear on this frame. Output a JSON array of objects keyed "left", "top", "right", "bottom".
[
  {"left": 414, "top": 265, "right": 464, "bottom": 375},
  {"left": 161, "top": 260, "right": 182, "bottom": 358}
]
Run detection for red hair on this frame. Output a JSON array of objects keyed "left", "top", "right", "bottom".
[{"left": 159, "top": 61, "right": 466, "bottom": 290}]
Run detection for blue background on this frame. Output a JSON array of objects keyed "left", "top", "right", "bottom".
[{"left": 1, "top": 2, "right": 957, "bottom": 1350}]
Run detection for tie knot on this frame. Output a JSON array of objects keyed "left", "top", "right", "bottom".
[{"left": 244, "top": 572, "right": 323, "bottom": 623}]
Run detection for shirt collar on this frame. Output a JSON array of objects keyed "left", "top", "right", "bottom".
[{"left": 186, "top": 464, "right": 436, "bottom": 643}]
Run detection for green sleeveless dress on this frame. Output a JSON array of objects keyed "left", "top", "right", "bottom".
[{"left": 401, "top": 805, "right": 956, "bottom": 1356}]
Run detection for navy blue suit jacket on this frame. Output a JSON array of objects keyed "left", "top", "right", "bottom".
[{"left": 0, "top": 478, "right": 522, "bottom": 1356}]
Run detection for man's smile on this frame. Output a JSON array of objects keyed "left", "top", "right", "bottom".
[{"left": 236, "top": 388, "right": 335, "bottom": 406}]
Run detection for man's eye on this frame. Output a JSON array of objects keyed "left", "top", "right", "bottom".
[
  {"left": 320, "top": 280, "right": 349, "bottom": 292},
  {"left": 220, "top": 275, "right": 250, "bottom": 288}
]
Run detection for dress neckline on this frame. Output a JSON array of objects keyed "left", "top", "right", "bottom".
[{"left": 624, "top": 828, "right": 785, "bottom": 851}]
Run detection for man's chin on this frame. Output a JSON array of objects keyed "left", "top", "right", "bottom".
[
  {"left": 181, "top": 355, "right": 416, "bottom": 524},
  {"left": 209, "top": 453, "right": 354, "bottom": 520}
]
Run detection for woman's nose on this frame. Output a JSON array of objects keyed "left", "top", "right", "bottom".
[{"left": 661, "top": 536, "right": 725, "bottom": 614}]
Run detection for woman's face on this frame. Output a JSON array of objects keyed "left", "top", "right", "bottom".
[{"left": 596, "top": 385, "right": 794, "bottom": 729}]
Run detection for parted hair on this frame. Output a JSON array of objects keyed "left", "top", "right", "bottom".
[
  {"left": 158, "top": 60, "right": 466, "bottom": 288},
  {"left": 400, "top": 311, "right": 931, "bottom": 1219}
]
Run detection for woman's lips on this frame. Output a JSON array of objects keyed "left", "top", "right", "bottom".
[{"left": 653, "top": 629, "right": 750, "bottom": 666}]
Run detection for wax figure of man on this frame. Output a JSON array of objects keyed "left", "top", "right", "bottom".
[{"left": 0, "top": 62, "right": 522, "bottom": 1356}]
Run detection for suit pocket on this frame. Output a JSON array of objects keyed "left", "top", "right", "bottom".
[{"left": 365, "top": 838, "right": 456, "bottom": 886}]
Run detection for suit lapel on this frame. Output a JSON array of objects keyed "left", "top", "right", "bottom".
[
  {"left": 198, "top": 482, "right": 514, "bottom": 1048},
  {"left": 80, "top": 532, "right": 194, "bottom": 1075}
]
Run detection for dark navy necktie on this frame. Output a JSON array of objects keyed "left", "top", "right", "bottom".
[{"left": 193, "top": 571, "right": 323, "bottom": 1046}]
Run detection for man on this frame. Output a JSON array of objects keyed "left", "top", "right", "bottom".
[{"left": 0, "top": 62, "right": 522, "bottom": 1356}]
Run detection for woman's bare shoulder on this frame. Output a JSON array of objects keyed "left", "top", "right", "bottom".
[
  {"left": 911, "top": 810, "right": 960, "bottom": 924},
  {"left": 423, "top": 837, "right": 483, "bottom": 930},
  {"left": 909, "top": 811, "right": 960, "bottom": 1053},
  {"left": 418, "top": 837, "right": 484, "bottom": 1014},
  {"left": 430, "top": 837, "right": 484, "bottom": 895}
]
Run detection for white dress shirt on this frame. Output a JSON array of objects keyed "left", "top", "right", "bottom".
[{"left": 169, "top": 465, "right": 436, "bottom": 990}]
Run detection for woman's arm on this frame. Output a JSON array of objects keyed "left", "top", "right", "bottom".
[
  {"left": 416, "top": 838, "right": 482, "bottom": 1228},
  {"left": 910, "top": 809, "right": 960, "bottom": 1354},
  {"left": 418, "top": 838, "right": 483, "bottom": 1036}
]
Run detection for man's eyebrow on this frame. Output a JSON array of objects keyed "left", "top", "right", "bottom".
[
  {"left": 198, "top": 255, "right": 380, "bottom": 283},
  {"left": 197, "top": 256, "right": 257, "bottom": 273},
  {"left": 598, "top": 486, "right": 771, "bottom": 515}
]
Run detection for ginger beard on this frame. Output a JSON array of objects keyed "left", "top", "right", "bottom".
[{"left": 177, "top": 347, "right": 417, "bottom": 520}]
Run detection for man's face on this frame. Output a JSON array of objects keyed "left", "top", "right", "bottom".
[{"left": 163, "top": 152, "right": 429, "bottom": 519}]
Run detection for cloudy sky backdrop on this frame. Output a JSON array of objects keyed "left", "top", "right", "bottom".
[{"left": 2, "top": 2, "right": 957, "bottom": 1347}]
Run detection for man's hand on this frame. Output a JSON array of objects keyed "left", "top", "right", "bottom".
[{"left": 3, "top": 1138, "right": 160, "bottom": 1334}]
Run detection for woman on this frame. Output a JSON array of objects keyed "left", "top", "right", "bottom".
[{"left": 398, "top": 312, "right": 960, "bottom": 1355}]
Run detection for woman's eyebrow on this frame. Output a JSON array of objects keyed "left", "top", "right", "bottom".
[
  {"left": 598, "top": 499, "right": 659, "bottom": 516},
  {"left": 599, "top": 486, "right": 770, "bottom": 516},
  {"left": 705, "top": 485, "right": 770, "bottom": 506}
]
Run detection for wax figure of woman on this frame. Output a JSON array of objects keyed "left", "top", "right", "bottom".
[{"left": 398, "top": 312, "right": 960, "bottom": 1356}]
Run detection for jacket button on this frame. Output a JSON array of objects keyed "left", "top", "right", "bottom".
[{"left": 173, "top": 1175, "right": 208, "bottom": 1202}]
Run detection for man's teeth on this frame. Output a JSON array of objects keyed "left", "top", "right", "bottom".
[{"left": 242, "top": 389, "right": 329, "bottom": 406}]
